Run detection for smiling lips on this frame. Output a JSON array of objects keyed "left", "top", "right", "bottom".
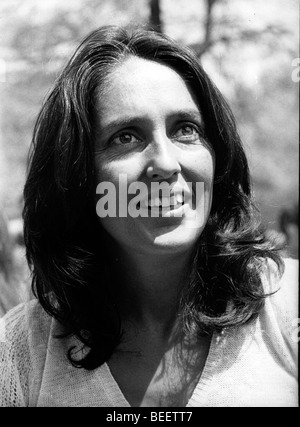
[{"left": 144, "top": 192, "right": 184, "bottom": 209}]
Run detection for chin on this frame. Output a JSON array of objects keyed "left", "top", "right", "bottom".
[{"left": 149, "top": 223, "right": 205, "bottom": 254}]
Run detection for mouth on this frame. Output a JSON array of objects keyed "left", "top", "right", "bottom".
[
  {"left": 144, "top": 192, "right": 185, "bottom": 211},
  {"left": 138, "top": 190, "right": 191, "bottom": 219}
]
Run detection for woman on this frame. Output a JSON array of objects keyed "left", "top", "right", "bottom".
[{"left": 0, "top": 25, "right": 298, "bottom": 407}]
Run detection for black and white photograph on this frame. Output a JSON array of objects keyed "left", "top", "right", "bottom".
[{"left": 0, "top": 0, "right": 298, "bottom": 409}]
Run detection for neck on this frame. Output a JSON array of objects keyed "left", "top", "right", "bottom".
[{"left": 110, "top": 246, "right": 194, "bottom": 332}]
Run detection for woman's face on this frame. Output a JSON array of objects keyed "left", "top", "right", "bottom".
[{"left": 94, "top": 56, "right": 215, "bottom": 257}]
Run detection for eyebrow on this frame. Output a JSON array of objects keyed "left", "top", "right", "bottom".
[
  {"left": 169, "top": 109, "right": 203, "bottom": 124},
  {"left": 98, "top": 109, "right": 203, "bottom": 136}
]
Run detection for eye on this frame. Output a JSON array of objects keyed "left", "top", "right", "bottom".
[
  {"left": 111, "top": 132, "right": 141, "bottom": 145},
  {"left": 173, "top": 124, "right": 201, "bottom": 142}
]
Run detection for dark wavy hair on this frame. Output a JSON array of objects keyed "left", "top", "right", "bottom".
[{"left": 23, "top": 25, "right": 283, "bottom": 370}]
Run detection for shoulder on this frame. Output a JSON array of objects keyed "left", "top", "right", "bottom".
[
  {"left": 0, "top": 298, "right": 55, "bottom": 376},
  {"left": 0, "top": 299, "right": 54, "bottom": 370},
  {"left": 0, "top": 299, "right": 52, "bottom": 346},
  {"left": 260, "top": 258, "right": 298, "bottom": 361},
  {"left": 274, "top": 258, "right": 298, "bottom": 306},
  {"left": 262, "top": 258, "right": 298, "bottom": 319},
  {"left": 0, "top": 299, "right": 54, "bottom": 406}
]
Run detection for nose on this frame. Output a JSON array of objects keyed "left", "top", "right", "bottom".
[{"left": 146, "top": 134, "right": 181, "bottom": 180}]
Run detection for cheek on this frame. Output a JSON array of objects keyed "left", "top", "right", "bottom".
[
  {"left": 95, "top": 155, "right": 144, "bottom": 184},
  {"left": 184, "top": 149, "right": 215, "bottom": 187},
  {"left": 183, "top": 150, "right": 215, "bottom": 216},
  {"left": 94, "top": 156, "right": 146, "bottom": 216},
  {"left": 95, "top": 163, "right": 117, "bottom": 185}
]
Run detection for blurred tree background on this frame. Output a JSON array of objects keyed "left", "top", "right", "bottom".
[{"left": 0, "top": 0, "right": 298, "bottom": 307}]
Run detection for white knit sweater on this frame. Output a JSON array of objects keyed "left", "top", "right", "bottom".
[{"left": 0, "top": 259, "right": 298, "bottom": 407}]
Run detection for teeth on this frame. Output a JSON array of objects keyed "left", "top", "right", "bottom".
[
  {"left": 176, "top": 193, "right": 183, "bottom": 203},
  {"left": 145, "top": 193, "right": 184, "bottom": 208},
  {"left": 169, "top": 196, "right": 176, "bottom": 205},
  {"left": 161, "top": 197, "right": 170, "bottom": 207},
  {"left": 154, "top": 197, "right": 160, "bottom": 207}
]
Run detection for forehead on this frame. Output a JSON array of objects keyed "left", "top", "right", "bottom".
[{"left": 95, "top": 56, "right": 199, "bottom": 119}]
